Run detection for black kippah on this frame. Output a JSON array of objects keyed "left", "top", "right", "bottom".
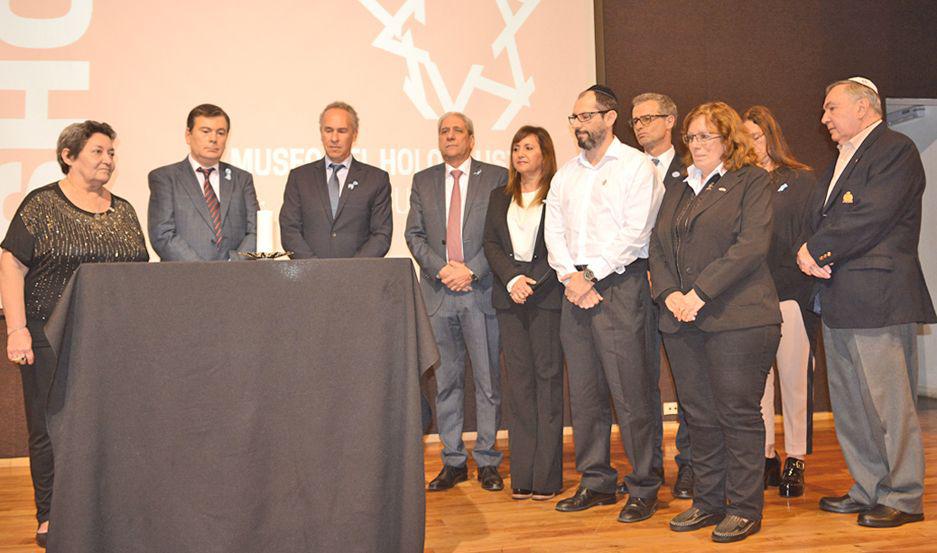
[{"left": 587, "top": 84, "right": 618, "bottom": 102}]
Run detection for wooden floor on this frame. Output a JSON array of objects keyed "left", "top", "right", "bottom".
[{"left": 3, "top": 412, "right": 937, "bottom": 552}]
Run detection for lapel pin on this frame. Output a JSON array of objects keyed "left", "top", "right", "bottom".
[
  {"left": 601, "top": 179, "right": 607, "bottom": 186},
  {"left": 224, "top": 168, "right": 231, "bottom": 181},
  {"left": 717, "top": 186, "right": 726, "bottom": 192},
  {"left": 778, "top": 183, "right": 788, "bottom": 192},
  {"left": 671, "top": 171, "right": 681, "bottom": 178},
  {"left": 347, "top": 180, "right": 359, "bottom": 190},
  {"left": 843, "top": 191, "right": 854, "bottom": 204},
  {"left": 473, "top": 169, "right": 482, "bottom": 176}
]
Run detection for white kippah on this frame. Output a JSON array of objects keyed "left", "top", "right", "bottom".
[{"left": 848, "top": 76, "right": 879, "bottom": 94}]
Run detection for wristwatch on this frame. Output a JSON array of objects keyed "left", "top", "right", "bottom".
[{"left": 582, "top": 268, "right": 598, "bottom": 283}]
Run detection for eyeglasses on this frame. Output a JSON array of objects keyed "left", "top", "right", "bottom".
[
  {"left": 567, "top": 110, "right": 612, "bottom": 124},
  {"left": 683, "top": 133, "right": 722, "bottom": 145},
  {"left": 628, "top": 114, "right": 668, "bottom": 128}
]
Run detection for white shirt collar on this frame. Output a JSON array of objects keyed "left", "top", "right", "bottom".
[
  {"left": 188, "top": 154, "right": 219, "bottom": 175},
  {"left": 325, "top": 154, "right": 352, "bottom": 169},
  {"left": 684, "top": 162, "right": 726, "bottom": 195},
  {"left": 445, "top": 157, "right": 472, "bottom": 176},
  {"left": 839, "top": 119, "right": 882, "bottom": 153},
  {"left": 577, "top": 137, "right": 624, "bottom": 169}
]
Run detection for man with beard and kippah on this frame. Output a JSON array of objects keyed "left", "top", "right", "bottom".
[{"left": 544, "top": 84, "right": 665, "bottom": 523}]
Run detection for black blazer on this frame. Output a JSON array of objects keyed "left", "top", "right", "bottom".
[
  {"left": 766, "top": 166, "right": 818, "bottom": 306},
  {"left": 662, "top": 150, "right": 686, "bottom": 190},
  {"left": 483, "top": 186, "right": 561, "bottom": 311},
  {"left": 649, "top": 165, "right": 782, "bottom": 333},
  {"left": 279, "top": 158, "right": 392, "bottom": 258},
  {"left": 805, "top": 123, "right": 936, "bottom": 328}
]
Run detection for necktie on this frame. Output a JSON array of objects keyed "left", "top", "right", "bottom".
[
  {"left": 446, "top": 170, "right": 464, "bottom": 262},
  {"left": 652, "top": 158, "right": 660, "bottom": 166},
  {"left": 196, "top": 167, "right": 223, "bottom": 249},
  {"left": 328, "top": 163, "right": 344, "bottom": 217}
]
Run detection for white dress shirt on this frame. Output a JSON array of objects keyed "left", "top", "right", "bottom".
[
  {"left": 545, "top": 137, "right": 664, "bottom": 281},
  {"left": 505, "top": 189, "right": 543, "bottom": 292},
  {"left": 325, "top": 155, "right": 353, "bottom": 197},
  {"left": 684, "top": 162, "right": 727, "bottom": 196},
  {"left": 444, "top": 158, "right": 472, "bottom": 261},
  {"left": 188, "top": 155, "right": 221, "bottom": 200},
  {"left": 649, "top": 145, "right": 676, "bottom": 183},
  {"left": 825, "top": 119, "right": 882, "bottom": 203}
]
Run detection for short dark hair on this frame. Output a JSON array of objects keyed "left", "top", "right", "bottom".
[
  {"left": 56, "top": 120, "right": 117, "bottom": 174},
  {"left": 186, "top": 104, "right": 230, "bottom": 131}
]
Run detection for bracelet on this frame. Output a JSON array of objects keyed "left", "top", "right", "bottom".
[{"left": 6, "top": 326, "right": 27, "bottom": 337}]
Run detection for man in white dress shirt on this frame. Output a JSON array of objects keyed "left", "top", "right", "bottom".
[{"left": 546, "top": 85, "right": 665, "bottom": 522}]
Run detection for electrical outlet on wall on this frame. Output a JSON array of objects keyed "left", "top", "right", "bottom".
[{"left": 663, "top": 402, "right": 678, "bottom": 415}]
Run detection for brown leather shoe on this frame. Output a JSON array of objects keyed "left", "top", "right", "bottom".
[
  {"left": 427, "top": 464, "right": 467, "bottom": 491},
  {"left": 819, "top": 494, "right": 871, "bottom": 514},
  {"left": 858, "top": 504, "right": 924, "bottom": 528}
]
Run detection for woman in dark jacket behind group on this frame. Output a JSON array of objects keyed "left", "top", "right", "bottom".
[{"left": 483, "top": 125, "right": 564, "bottom": 501}]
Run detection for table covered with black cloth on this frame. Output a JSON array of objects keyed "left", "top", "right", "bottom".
[{"left": 43, "top": 258, "right": 439, "bottom": 553}]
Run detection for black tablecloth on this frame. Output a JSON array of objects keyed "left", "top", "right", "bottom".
[{"left": 44, "top": 259, "right": 438, "bottom": 553}]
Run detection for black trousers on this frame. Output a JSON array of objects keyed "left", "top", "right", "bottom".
[
  {"left": 662, "top": 324, "right": 780, "bottom": 520},
  {"left": 561, "top": 265, "right": 661, "bottom": 499},
  {"left": 646, "top": 303, "right": 692, "bottom": 474},
  {"left": 20, "top": 332, "right": 55, "bottom": 523},
  {"left": 497, "top": 303, "right": 564, "bottom": 493}
]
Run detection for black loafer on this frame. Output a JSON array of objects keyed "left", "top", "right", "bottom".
[
  {"left": 427, "top": 464, "right": 467, "bottom": 491},
  {"left": 779, "top": 457, "right": 805, "bottom": 498},
  {"left": 672, "top": 465, "right": 694, "bottom": 499},
  {"left": 478, "top": 466, "right": 504, "bottom": 491},
  {"left": 617, "top": 496, "right": 658, "bottom": 523},
  {"left": 711, "top": 514, "right": 761, "bottom": 543},
  {"left": 555, "top": 486, "right": 618, "bottom": 512},
  {"left": 819, "top": 494, "right": 871, "bottom": 514},
  {"left": 669, "top": 506, "right": 725, "bottom": 532},
  {"left": 858, "top": 504, "right": 924, "bottom": 528},
  {"left": 764, "top": 452, "right": 781, "bottom": 488}
]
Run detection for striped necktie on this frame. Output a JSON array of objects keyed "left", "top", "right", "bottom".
[{"left": 197, "top": 167, "right": 223, "bottom": 249}]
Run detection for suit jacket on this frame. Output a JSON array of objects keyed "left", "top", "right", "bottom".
[
  {"left": 482, "top": 185, "right": 561, "bottom": 311},
  {"left": 279, "top": 158, "right": 392, "bottom": 258},
  {"left": 662, "top": 149, "right": 686, "bottom": 190},
  {"left": 805, "top": 123, "right": 936, "bottom": 328},
  {"left": 649, "top": 165, "right": 782, "bottom": 333},
  {"left": 148, "top": 158, "right": 259, "bottom": 261},
  {"left": 405, "top": 159, "right": 508, "bottom": 316},
  {"left": 766, "top": 166, "right": 818, "bottom": 306}
]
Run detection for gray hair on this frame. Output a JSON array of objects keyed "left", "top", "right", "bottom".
[
  {"left": 825, "top": 80, "right": 883, "bottom": 116},
  {"left": 632, "top": 92, "right": 678, "bottom": 118},
  {"left": 56, "top": 120, "right": 116, "bottom": 174},
  {"left": 437, "top": 112, "right": 474, "bottom": 136},
  {"left": 319, "top": 101, "right": 359, "bottom": 131}
]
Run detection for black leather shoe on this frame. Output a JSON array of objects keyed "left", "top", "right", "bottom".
[
  {"left": 617, "top": 496, "right": 658, "bottom": 523},
  {"left": 555, "top": 486, "right": 618, "bottom": 512},
  {"left": 711, "top": 514, "right": 761, "bottom": 543},
  {"left": 512, "top": 488, "right": 532, "bottom": 500},
  {"left": 672, "top": 465, "right": 694, "bottom": 499},
  {"left": 36, "top": 531, "right": 47, "bottom": 549},
  {"left": 819, "top": 494, "right": 871, "bottom": 514},
  {"left": 857, "top": 504, "right": 924, "bottom": 527},
  {"left": 669, "top": 506, "right": 725, "bottom": 532},
  {"left": 764, "top": 452, "right": 781, "bottom": 488},
  {"left": 478, "top": 466, "right": 504, "bottom": 491},
  {"left": 779, "top": 457, "right": 805, "bottom": 498},
  {"left": 427, "top": 464, "right": 467, "bottom": 491}
]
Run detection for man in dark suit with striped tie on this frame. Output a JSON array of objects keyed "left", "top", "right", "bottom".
[
  {"left": 279, "top": 101, "right": 392, "bottom": 259},
  {"left": 148, "top": 104, "right": 260, "bottom": 261}
]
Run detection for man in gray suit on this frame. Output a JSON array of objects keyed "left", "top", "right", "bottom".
[
  {"left": 279, "top": 101, "right": 392, "bottom": 258},
  {"left": 149, "top": 104, "right": 259, "bottom": 261},
  {"left": 405, "top": 112, "right": 507, "bottom": 492}
]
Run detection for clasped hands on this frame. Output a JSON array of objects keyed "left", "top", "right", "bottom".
[
  {"left": 560, "top": 271, "right": 603, "bottom": 309},
  {"left": 665, "top": 289, "right": 705, "bottom": 323},
  {"left": 438, "top": 260, "right": 474, "bottom": 292},
  {"left": 796, "top": 243, "right": 832, "bottom": 279}
]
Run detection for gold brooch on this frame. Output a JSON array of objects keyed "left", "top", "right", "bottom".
[{"left": 843, "top": 191, "right": 854, "bottom": 204}]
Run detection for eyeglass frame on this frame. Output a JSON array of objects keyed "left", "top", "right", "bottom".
[
  {"left": 567, "top": 110, "right": 613, "bottom": 124},
  {"left": 682, "top": 132, "right": 723, "bottom": 145},
  {"left": 628, "top": 114, "right": 670, "bottom": 128}
]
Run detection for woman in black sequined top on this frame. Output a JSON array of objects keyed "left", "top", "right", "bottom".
[{"left": 0, "top": 121, "right": 148, "bottom": 547}]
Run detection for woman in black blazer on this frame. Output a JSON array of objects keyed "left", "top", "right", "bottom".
[
  {"left": 648, "top": 102, "right": 781, "bottom": 543},
  {"left": 483, "top": 126, "right": 563, "bottom": 500},
  {"left": 743, "top": 106, "right": 820, "bottom": 498}
]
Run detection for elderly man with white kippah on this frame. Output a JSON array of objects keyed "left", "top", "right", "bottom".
[{"left": 798, "top": 76, "right": 936, "bottom": 528}]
